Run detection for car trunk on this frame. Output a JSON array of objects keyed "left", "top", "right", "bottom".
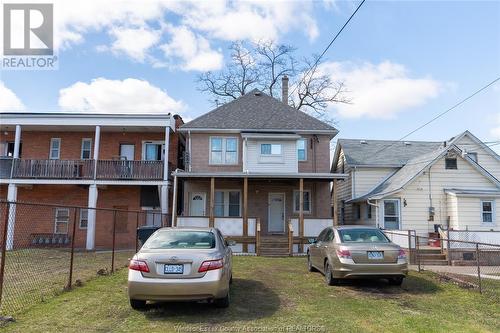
[
  {"left": 137, "top": 249, "right": 220, "bottom": 279},
  {"left": 344, "top": 243, "right": 399, "bottom": 264}
]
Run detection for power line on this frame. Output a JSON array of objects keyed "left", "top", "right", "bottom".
[
  {"left": 288, "top": 0, "right": 366, "bottom": 98},
  {"left": 370, "top": 76, "right": 500, "bottom": 158}
]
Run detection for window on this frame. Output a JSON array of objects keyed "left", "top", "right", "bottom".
[
  {"left": 49, "top": 138, "right": 61, "bottom": 160},
  {"left": 297, "top": 139, "right": 307, "bottom": 161},
  {"left": 367, "top": 205, "right": 372, "bottom": 219},
  {"left": 293, "top": 190, "right": 311, "bottom": 213},
  {"left": 354, "top": 205, "right": 361, "bottom": 220},
  {"left": 481, "top": 200, "right": 494, "bottom": 224},
  {"left": 210, "top": 137, "right": 238, "bottom": 164},
  {"left": 261, "top": 143, "right": 282, "bottom": 155},
  {"left": 213, "top": 190, "right": 241, "bottom": 217},
  {"left": 144, "top": 208, "right": 162, "bottom": 226},
  {"left": 383, "top": 199, "right": 400, "bottom": 230},
  {"left": 144, "top": 142, "right": 164, "bottom": 161},
  {"left": 339, "top": 229, "right": 390, "bottom": 243},
  {"left": 445, "top": 157, "right": 457, "bottom": 170},
  {"left": 2, "top": 141, "right": 22, "bottom": 157},
  {"left": 81, "top": 138, "right": 92, "bottom": 159},
  {"left": 54, "top": 208, "right": 69, "bottom": 234},
  {"left": 467, "top": 152, "right": 478, "bottom": 163},
  {"left": 79, "top": 209, "right": 88, "bottom": 229},
  {"left": 144, "top": 230, "right": 216, "bottom": 249}
]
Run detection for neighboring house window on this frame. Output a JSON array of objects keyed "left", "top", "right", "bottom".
[
  {"left": 297, "top": 139, "right": 307, "bottom": 161},
  {"left": 383, "top": 199, "right": 400, "bottom": 230},
  {"left": 54, "top": 208, "right": 69, "bottom": 234},
  {"left": 481, "top": 200, "right": 494, "bottom": 223},
  {"left": 210, "top": 137, "right": 238, "bottom": 164},
  {"left": 367, "top": 205, "right": 372, "bottom": 219},
  {"left": 261, "top": 143, "right": 282, "bottom": 155},
  {"left": 445, "top": 157, "right": 457, "bottom": 170},
  {"left": 354, "top": 205, "right": 361, "bottom": 220},
  {"left": 213, "top": 190, "right": 240, "bottom": 217},
  {"left": 293, "top": 190, "right": 311, "bottom": 213},
  {"left": 81, "top": 138, "right": 92, "bottom": 159},
  {"left": 49, "top": 138, "right": 61, "bottom": 159},
  {"left": 467, "top": 152, "right": 478, "bottom": 163},
  {"left": 79, "top": 209, "right": 88, "bottom": 229}
]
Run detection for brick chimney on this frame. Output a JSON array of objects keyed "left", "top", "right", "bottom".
[{"left": 281, "top": 75, "right": 289, "bottom": 105}]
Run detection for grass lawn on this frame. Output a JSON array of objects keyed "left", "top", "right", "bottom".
[{"left": 2, "top": 256, "right": 499, "bottom": 333}]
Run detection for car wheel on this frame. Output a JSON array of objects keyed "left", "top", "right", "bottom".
[
  {"left": 130, "top": 299, "right": 147, "bottom": 310},
  {"left": 214, "top": 292, "right": 230, "bottom": 308},
  {"left": 324, "top": 261, "right": 338, "bottom": 286},
  {"left": 307, "top": 254, "right": 317, "bottom": 272},
  {"left": 388, "top": 277, "right": 404, "bottom": 286}
]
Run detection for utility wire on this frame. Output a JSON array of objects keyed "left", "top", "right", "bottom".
[{"left": 370, "top": 76, "right": 500, "bottom": 158}]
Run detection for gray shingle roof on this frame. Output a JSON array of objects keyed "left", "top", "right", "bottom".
[
  {"left": 181, "top": 89, "right": 337, "bottom": 133},
  {"left": 338, "top": 139, "right": 442, "bottom": 166}
]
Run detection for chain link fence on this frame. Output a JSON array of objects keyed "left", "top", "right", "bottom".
[{"left": 0, "top": 200, "right": 168, "bottom": 315}]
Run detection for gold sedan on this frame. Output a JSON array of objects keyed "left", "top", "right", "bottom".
[{"left": 307, "top": 226, "right": 408, "bottom": 285}]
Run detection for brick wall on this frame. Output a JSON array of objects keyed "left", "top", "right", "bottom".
[{"left": 189, "top": 133, "right": 243, "bottom": 172}]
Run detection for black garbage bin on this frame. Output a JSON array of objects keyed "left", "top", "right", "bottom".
[{"left": 137, "top": 226, "right": 161, "bottom": 247}]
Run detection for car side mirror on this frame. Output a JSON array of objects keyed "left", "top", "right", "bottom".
[
  {"left": 308, "top": 238, "right": 317, "bottom": 244},
  {"left": 226, "top": 240, "right": 237, "bottom": 247}
]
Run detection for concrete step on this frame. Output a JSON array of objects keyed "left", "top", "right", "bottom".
[
  {"left": 259, "top": 243, "right": 289, "bottom": 249},
  {"left": 419, "top": 260, "right": 449, "bottom": 266},
  {"left": 418, "top": 249, "right": 442, "bottom": 254},
  {"left": 260, "top": 248, "right": 290, "bottom": 255},
  {"left": 418, "top": 254, "right": 447, "bottom": 260}
]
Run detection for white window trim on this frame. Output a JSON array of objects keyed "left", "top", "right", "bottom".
[
  {"left": 214, "top": 189, "right": 242, "bottom": 217},
  {"left": 81, "top": 138, "right": 92, "bottom": 160},
  {"left": 141, "top": 140, "right": 165, "bottom": 161},
  {"left": 79, "top": 209, "right": 88, "bottom": 229},
  {"left": 49, "top": 138, "right": 61, "bottom": 160},
  {"left": 293, "top": 189, "right": 312, "bottom": 214},
  {"left": 260, "top": 143, "right": 283, "bottom": 156},
  {"left": 209, "top": 137, "right": 239, "bottom": 165},
  {"left": 382, "top": 199, "right": 401, "bottom": 230},
  {"left": 481, "top": 199, "right": 495, "bottom": 225},
  {"left": 297, "top": 138, "right": 307, "bottom": 162},
  {"left": 54, "top": 208, "right": 70, "bottom": 234}
]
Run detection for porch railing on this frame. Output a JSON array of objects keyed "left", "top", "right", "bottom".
[
  {"left": 12, "top": 159, "right": 94, "bottom": 179},
  {"left": 96, "top": 160, "right": 164, "bottom": 180}
]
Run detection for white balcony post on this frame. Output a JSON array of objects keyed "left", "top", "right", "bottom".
[
  {"left": 6, "top": 184, "right": 18, "bottom": 250},
  {"left": 13, "top": 125, "right": 21, "bottom": 158},
  {"left": 93, "top": 125, "right": 100, "bottom": 179},
  {"left": 163, "top": 125, "right": 170, "bottom": 181},
  {"left": 86, "top": 184, "right": 98, "bottom": 250}
]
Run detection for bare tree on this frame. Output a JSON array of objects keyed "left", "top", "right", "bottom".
[{"left": 197, "top": 40, "right": 350, "bottom": 118}]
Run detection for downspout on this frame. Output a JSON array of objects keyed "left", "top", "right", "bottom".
[
  {"left": 188, "top": 130, "right": 192, "bottom": 172},
  {"left": 367, "top": 199, "right": 378, "bottom": 228}
]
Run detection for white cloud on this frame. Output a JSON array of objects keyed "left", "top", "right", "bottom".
[
  {"left": 105, "top": 26, "right": 161, "bottom": 62},
  {"left": 160, "top": 25, "right": 223, "bottom": 71},
  {"left": 0, "top": 82, "right": 25, "bottom": 111},
  {"left": 58, "top": 78, "right": 185, "bottom": 114},
  {"left": 321, "top": 61, "right": 441, "bottom": 119}
]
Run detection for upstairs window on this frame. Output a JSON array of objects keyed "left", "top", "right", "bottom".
[
  {"left": 81, "top": 138, "right": 92, "bottom": 159},
  {"left": 49, "top": 138, "right": 61, "bottom": 160},
  {"left": 445, "top": 157, "right": 457, "bottom": 170},
  {"left": 261, "top": 143, "right": 282, "bottom": 155},
  {"left": 210, "top": 137, "right": 238, "bottom": 165},
  {"left": 481, "top": 200, "right": 494, "bottom": 224},
  {"left": 297, "top": 139, "right": 307, "bottom": 161}
]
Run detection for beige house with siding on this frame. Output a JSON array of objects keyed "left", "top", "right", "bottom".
[{"left": 332, "top": 131, "right": 500, "bottom": 237}]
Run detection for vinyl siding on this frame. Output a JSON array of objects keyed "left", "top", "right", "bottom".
[
  {"left": 454, "top": 197, "right": 499, "bottom": 230},
  {"left": 447, "top": 194, "right": 459, "bottom": 229},
  {"left": 455, "top": 135, "right": 500, "bottom": 180},
  {"left": 333, "top": 148, "right": 352, "bottom": 224},
  {"left": 245, "top": 139, "right": 298, "bottom": 173},
  {"left": 353, "top": 167, "right": 398, "bottom": 197}
]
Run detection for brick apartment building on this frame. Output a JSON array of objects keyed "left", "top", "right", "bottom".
[{"left": 0, "top": 112, "right": 185, "bottom": 250}]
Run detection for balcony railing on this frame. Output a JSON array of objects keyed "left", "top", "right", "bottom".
[
  {"left": 11, "top": 159, "right": 94, "bottom": 179},
  {"left": 96, "top": 160, "right": 164, "bottom": 180},
  {"left": 0, "top": 158, "right": 169, "bottom": 181}
]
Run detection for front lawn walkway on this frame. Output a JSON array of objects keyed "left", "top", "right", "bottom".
[{"left": 2, "top": 257, "right": 499, "bottom": 333}]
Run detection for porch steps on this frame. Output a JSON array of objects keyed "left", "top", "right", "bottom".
[
  {"left": 417, "top": 248, "right": 448, "bottom": 266},
  {"left": 259, "top": 236, "right": 290, "bottom": 257}
]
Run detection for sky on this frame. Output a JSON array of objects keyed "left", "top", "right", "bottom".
[{"left": 1, "top": 0, "right": 499, "bottom": 152}]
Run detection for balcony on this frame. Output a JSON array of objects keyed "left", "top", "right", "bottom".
[{"left": 1, "top": 159, "right": 169, "bottom": 181}]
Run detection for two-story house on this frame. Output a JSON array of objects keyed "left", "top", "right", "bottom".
[
  {"left": 171, "top": 86, "right": 346, "bottom": 255},
  {"left": 332, "top": 131, "right": 500, "bottom": 237},
  {"left": 0, "top": 112, "right": 184, "bottom": 250}
]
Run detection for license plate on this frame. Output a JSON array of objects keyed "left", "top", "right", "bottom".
[
  {"left": 367, "top": 251, "right": 384, "bottom": 260},
  {"left": 164, "top": 264, "right": 184, "bottom": 274}
]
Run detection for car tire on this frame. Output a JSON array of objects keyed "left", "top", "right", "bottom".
[
  {"left": 214, "top": 292, "right": 230, "bottom": 308},
  {"left": 324, "top": 262, "right": 338, "bottom": 286},
  {"left": 130, "top": 299, "right": 147, "bottom": 310},
  {"left": 307, "top": 254, "right": 317, "bottom": 272},
  {"left": 388, "top": 277, "right": 404, "bottom": 286}
]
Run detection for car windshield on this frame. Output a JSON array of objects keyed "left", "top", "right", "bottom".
[
  {"left": 338, "top": 229, "right": 389, "bottom": 243},
  {"left": 144, "top": 231, "right": 216, "bottom": 249}
]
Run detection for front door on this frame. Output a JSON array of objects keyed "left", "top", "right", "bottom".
[
  {"left": 189, "top": 192, "right": 206, "bottom": 216},
  {"left": 268, "top": 193, "right": 285, "bottom": 233}
]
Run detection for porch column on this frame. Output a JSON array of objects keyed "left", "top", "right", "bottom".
[
  {"left": 209, "top": 177, "right": 215, "bottom": 227},
  {"left": 6, "top": 184, "right": 18, "bottom": 250},
  {"left": 243, "top": 177, "right": 248, "bottom": 252},
  {"left": 160, "top": 185, "right": 169, "bottom": 226},
  {"left": 86, "top": 184, "right": 98, "bottom": 250},
  {"left": 163, "top": 125, "right": 170, "bottom": 180},
  {"left": 299, "top": 178, "right": 304, "bottom": 253},
  {"left": 93, "top": 126, "right": 100, "bottom": 179},
  {"left": 13, "top": 125, "right": 21, "bottom": 159},
  {"left": 171, "top": 175, "right": 178, "bottom": 226}
]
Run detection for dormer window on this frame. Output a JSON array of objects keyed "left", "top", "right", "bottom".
[
  {"left": 445, "top": 157, "right": 457, "bottom": 170},
  {"left": 261, "top": 143, "right": 282, "bottom": 156}
]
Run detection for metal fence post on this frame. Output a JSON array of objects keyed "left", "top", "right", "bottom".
[
  {"left": 407, "top": 230, "right": 412, "bottom": 264},
  {"left": 67, "top": 208, "right": 78, "bottom": 289},
  {"left": 111, "top": 210, "right": 117, "bottom": 273},
  {"left": 446, "top": 219, "right": 451, "bottom": 265},
  {"left": 0, "top": 202, "right": 11, "bottom": 308},
  {"left": 476, "top": 243, "right": 482, "bottom": 294},
  {"left": 416, "top": 235, "right": 421, "bottom": 272}
]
